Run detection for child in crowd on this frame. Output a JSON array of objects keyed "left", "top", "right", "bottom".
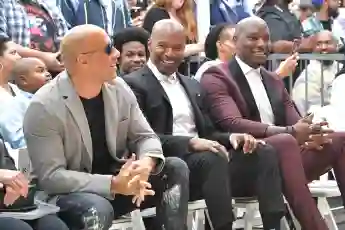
[
  {"left": 0, "top": 58, "right": 51, "bottom": 149},
  {"left": 12, "top": 57, "right": 52, "bottom": 97}
]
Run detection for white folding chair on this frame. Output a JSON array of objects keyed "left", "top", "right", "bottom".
[
  {"left": 232, "top": 197, "right": 290, "bottom": 230},
  {"left": 309, "top": 172, "right": 341, "bottom": 230},
  {"left": 109, "top": 200, "right": 209, "bottom": 230}
]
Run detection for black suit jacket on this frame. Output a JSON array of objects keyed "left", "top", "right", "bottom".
[{"left": 123, "top": 65, "right": 232, "bottom": 158}]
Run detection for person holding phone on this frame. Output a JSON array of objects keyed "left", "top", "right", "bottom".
[
  {"left": 0, "top": 136, "right": 69, "bottom": 230},
  {"left": 201, "top": 17, "right": 345, "bottom": 230}
]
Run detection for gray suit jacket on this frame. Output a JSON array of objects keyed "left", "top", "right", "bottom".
[{"left": 23, "top": 71, "right": 165, "bottom": 199}]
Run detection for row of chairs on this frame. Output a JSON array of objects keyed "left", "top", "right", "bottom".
[
  {"left": 110, "top": 173, "right": 341, "bottom": 230},
  {"left": 13, "top": 147, "right": 342, "bottom": 230}
]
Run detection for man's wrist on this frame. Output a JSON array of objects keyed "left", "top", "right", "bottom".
[
  {"left": 142, "top": 156, "right": 156, "bottom": 172},
  {"left": 285, "top": 126, "right": 296, "bottom": 137},
  {"left": 110, "top": 175, "right": 118, "bottom": 196}
]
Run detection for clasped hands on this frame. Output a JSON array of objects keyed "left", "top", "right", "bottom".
[
  {"left": 188, "top": 134, "right": 265, "bottom": 161},
  {"left": 0, "top": 169, "right": 29, "bottom": 206},
  {"left": 293, "top": 113, "right": 333, "bottom": 150},
  {"left": 111, "top": 154, "right": 156, "bottom": 207}
]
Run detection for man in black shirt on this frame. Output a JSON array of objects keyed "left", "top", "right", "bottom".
[
  {"left": 80, "top": 93, "right": 114, "bottom": 174},
  {"left": 23, "top": 24, "right": 190, "bottom": 230}
]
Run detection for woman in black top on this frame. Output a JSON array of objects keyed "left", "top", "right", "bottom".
[{"left": 143, "top": 0, "right": 204, "bottom": 57}]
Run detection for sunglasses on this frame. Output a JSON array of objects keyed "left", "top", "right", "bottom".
[{"left": 81, "top": 40, "right": 114, "bottom": 56}]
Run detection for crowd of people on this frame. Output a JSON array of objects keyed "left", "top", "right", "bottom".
[{"left": 0, "top": 0, "right": 345, "bottom": 230}]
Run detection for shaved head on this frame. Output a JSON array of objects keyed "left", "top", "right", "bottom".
[
  {"left": 316, "top": 30, "right": 337, "bottom": 43},
  {"left": 150, "top": 19, "right": 185, "bottom": 40},
  {"left": 60, "top": 24, "right": 108, "bottom": 70},
  {"left": 233, "top": 16, "right": 270, "bottom": 68},
  {"left": 149, "top": 19, "right": 186, "bottom": 76},
  {"left": 12, "top": 57, "right": 44, "bottom": 77},
  {"left": 59, "top": 24, "right": 118, "bottom": 85},
  {"left": 13, "top": 57, "right": 50, "bottom": 93},
  {"left": 234, "top": 17, "right": 267, "bottom": 38}
]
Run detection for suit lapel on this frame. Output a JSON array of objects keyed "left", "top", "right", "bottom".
[
  {"left": 178, "top": 74, "right": 204, "bottom": 131},
  {"left": 141, "top": 65, "right": 171, "bottom": 105},
  {"left": 102, "top": 82, "right": 124, "bottom": 160},
  {"left": 228, "top": 58, "right": 261, "bottom": 121},
  {"left": 260, "top": 69, "right": 286, "bottom": 126},
  {"left": 57, "top": 72, "right": 92, "bottom": 169}
]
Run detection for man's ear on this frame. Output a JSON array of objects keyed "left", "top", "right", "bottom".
[
  {"left": 77, "top": 54, "right": 88, "bottom": 65},
  {"left": 17, "top": 74, "right": 28, "bottom": 85}
]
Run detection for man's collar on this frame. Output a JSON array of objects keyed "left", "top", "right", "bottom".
[
  {"left": 235, "top": 56, "right": 260, "bottom": 76},
  {"left": 147, "top": 60, "right": 177, "bottom": 83}
]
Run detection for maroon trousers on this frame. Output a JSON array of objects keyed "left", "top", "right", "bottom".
[{"left": 264, "top": 132, "right": 345, "bottom": 230}]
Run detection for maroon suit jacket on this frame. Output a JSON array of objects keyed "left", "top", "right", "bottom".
[{"left": 200, "top": 58, "right": 301, "bottom": 138}]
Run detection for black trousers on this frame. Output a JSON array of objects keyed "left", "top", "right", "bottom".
[
  {"left": 182, "top": 143, "right": 285, "bottom": 230},
  {"left": 230, "top": 144, "right": 285, "bottom": 230},
  {"left": 184, "top": 152, "right": 234, "bottom": 229},
  {"left": 57, "top": 157, "right": 189, "bottom": 230}
]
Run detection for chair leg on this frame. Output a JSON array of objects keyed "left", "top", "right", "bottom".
[
  {"left": 243, "top": 204, "right": 256, "bottom": 230},
  {"left": 131, "top": 209, "right": 146, "bottom": 230},
  {"left": 188, "top": 212, "right": 194, "bottom": 230},
  {"left": 193, "top": 210, "right": 205, "bottom": 230},
  {"left": 318, "top": 197, "right": 338, "bottom": 230},
  {"left": 285, "top": 202, "right": 300, "bottom": 230},
  {"left": 205, "top": 209, "right": 214, "bottom": 230},
  {"left": 280, "top": 216, "right": 290, "bottom": 230}
]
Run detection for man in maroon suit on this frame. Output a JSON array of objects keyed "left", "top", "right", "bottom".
[{"left": 201, "top": 16, "right": 345, "bottom": 230}]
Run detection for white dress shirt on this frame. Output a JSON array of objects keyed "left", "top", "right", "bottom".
[
  {"left": 147, "top": 60, "right": 198, "bottom": 137},
  {"left": 235, "top": 56, "right": 275, "bottom": 125}
]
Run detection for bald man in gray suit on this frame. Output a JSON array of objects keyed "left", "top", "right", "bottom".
[{"left": 23, "top": 24, "right": 189, "bottom": 230}]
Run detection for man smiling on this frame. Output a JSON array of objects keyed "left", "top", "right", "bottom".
[{"left": 201, "top": 16, "right": 345, "bottom": 230}]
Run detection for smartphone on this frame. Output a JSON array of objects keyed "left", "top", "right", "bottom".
[{"left": 291, "top": 39, "right": 301, "bottom": 54}]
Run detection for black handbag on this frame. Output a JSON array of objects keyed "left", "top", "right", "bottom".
[{"left": 0, "top": 137, "right": 37, "bottom": 212}]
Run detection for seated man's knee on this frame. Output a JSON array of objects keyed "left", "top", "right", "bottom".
[
  {"left": 268, "top": 133, "right": 297, "bottom": 146},
  {"left": 265, "top": 133, "right": 299, "bottom": 153},
  {"left": 196, "top": 152, "right": 228, "bottom": 171},
  {"left": 57, "top": 193, "right": 114, "bottom": 230},
  {"left": 329, "top": 132, "right": 345, "bottom": 148},
  {"left": 164, "top": 157, "right": 189, "bottom": 180},
  {"left": 256, "top": 144, "right": 280, "bottom": 167},
  {"left": 34, "top": 215, "right": 68, "bottom": 230}
]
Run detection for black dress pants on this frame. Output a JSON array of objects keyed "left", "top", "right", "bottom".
[
  {"left": 230, "top": 144, "right": 285, "bottom": 230},
  {"left": 184, "top": 152, "right": 234, "bottom": 230}
]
